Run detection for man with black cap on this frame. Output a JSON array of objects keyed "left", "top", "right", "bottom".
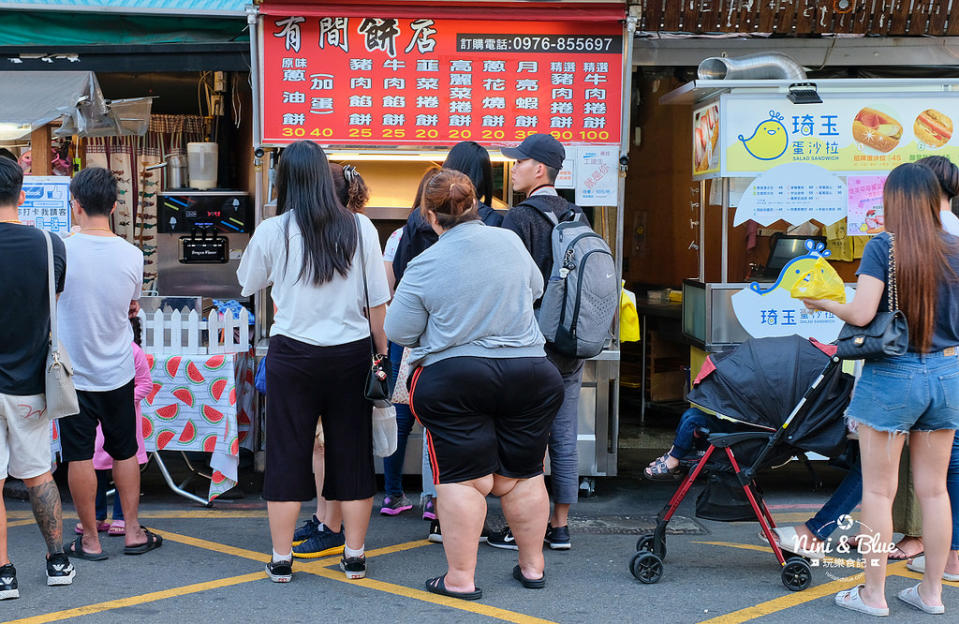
[{"left": 487, "top": 133, "right": 585, "bottom": 552}]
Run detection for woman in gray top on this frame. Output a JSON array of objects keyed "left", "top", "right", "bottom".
[{"left": 385, "top": 169, "right": 564, "bottom": 600}]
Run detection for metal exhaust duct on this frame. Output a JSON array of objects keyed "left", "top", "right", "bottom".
[{"left": 697, "top": 53, "right": 807, "bottom": 81}]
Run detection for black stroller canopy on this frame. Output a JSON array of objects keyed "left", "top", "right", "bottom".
[{"left": 688, "top": 335, "right": 852, "bottom": 458}]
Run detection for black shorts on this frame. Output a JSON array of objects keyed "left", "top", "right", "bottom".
[
  {"left": 59, "top": 379, "right": 138, "bottom": 463},
  {"left": 263, "top": 334, "right": 374, "bottom": 502},
  {"left": 409, "top": 356, "right": 563, "bottom": 484}
]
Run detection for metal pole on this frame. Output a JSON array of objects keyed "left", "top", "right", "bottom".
[
  {"left": 609, "top": 16, "right": 637, "bottom": 473},
  {"left": 721, "top": 177, "right": 729, "bottom": 284},
  {"left": 699, "top": 179, "right": 706, "bottom": 281}
]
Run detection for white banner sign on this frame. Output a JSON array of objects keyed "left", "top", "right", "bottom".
[
  {"left": 731, "top": 240, "right": 854, "bottom": 342},
  {"left": 733, "top": 162, "right": 846, "bottom": 226}
]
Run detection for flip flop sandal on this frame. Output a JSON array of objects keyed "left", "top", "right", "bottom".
[
  {"left": 905, "top": 556, "right": 959, "bottom": 582},
  {"left": 643, "top": 456, "right": 682, "bottom": 481},
  {"left": 66, "top": 535, "right": 108, "bottom": 561},
  {"left": 759, "top": 527, "right": 825, "bottom": 560},
  {"left": 512, "top": 565, "right": 545, "bottom": 589},
  {"left": 124, "top": 528, "right": 163, "bottom": 555},
  {"left": 75, "top": 521, "right": 110, "bottom": 535},
  {"left": 425, "top": 574, "right": 483, "bottom": 601},
  {"left": 108, "top": 521, "right": 126, "bottom": 537},
  {"left": 835, "top": 585, "right": 889, "bottom": 617},
  {"left": 897, "top": 583, "right": 945, "bottom": 615},
  {"left": 888, "top": 546, "right": 924, "bottom": 561}
]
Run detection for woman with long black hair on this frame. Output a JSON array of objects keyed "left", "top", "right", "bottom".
[
  {"left": 238, "top": 141, "right": 390, "bottom": 583},
  {"left": 805, "top": 163, "right": 959, "bottom": 616}
]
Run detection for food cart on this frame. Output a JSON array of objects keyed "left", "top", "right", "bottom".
[
  {"left": 661, "top": 75, "right": 959, "bottom": 356},
  {"left": 248, "top": 0, "right": 635, "bottom": 481}
]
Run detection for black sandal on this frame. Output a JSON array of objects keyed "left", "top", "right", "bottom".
[
  {"left": 124, "top": 528, "right": 163, "bottom": 555},
  {"left": 512, "top": 565, "right": 545, "bottom": 589},
  {"left": 66, "top": 535, "right": 108, "bottom": 561},
  {"left": 643, "top": 455, "right": 682, "bottom": 481},
  {"left": 425, "top": 574, "right": 483, "bottom": 600}
]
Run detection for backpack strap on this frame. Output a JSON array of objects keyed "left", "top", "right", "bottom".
[{"left": 518, "top": 196, "right": 579, "bottom": 227}]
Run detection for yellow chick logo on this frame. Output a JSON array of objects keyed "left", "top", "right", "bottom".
[
  {"left": 738, "top": 111, "right": 789, "bottom": 161},
  {"left": 750, "top": 240, "right": 829, "bottom": 296}
]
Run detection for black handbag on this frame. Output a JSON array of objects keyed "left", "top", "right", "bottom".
[
  {"left": 835, "top": 233, "right": 909, "bottom": 360},
  {"left": 356, "top": 215, "right": 392, "bottom": 406}
]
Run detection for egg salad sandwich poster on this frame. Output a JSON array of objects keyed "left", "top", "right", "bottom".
[{"left": 716, "top": 92, "right": 958, "bottom": 177}]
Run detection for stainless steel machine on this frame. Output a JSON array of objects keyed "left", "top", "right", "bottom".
[{"left": 156, "top": 191, "right": 252, "bottom": 298}]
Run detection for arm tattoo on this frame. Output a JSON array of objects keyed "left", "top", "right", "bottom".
[{"left": 27, "top": 480, "right": 64, "bottom": 555}]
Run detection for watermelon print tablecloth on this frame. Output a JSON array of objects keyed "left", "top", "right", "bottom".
[{"left": 141, "top": 352, "right": 239, "bottom": 501}]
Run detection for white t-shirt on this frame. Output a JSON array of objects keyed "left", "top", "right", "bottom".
[
  {"left": 238, "top": 211, "right": 390, "bottom": 346},
  {"left": 941, "top": 210, "right": 959, "bottom": 236},
  {"left": 58, "top": 234, "right": 143, "bottom": 391},
  {"left": 383, "top": 227, "right": 404, "bottom": 262}
]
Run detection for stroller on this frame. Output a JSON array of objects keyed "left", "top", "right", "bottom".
[{"left": 629, "top": 335, "right": 854, "bottom": 591}]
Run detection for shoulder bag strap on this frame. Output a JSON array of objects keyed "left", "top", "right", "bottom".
[
  {"left": 355, "top": 214, "right": 376, "bottom": 357},
  {"left": 888, "top": 233, "right": 898, "bottom": 313},
  {"left": 42, "top": 230, "right": 59, "bottom": 348}
]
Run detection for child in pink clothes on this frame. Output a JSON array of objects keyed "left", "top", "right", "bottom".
[{"left": 75, "top": 318, "right": 151, "bottom": 537}]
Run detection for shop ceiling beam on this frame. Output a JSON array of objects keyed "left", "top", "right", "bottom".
[
  {"left": 633, "top": 35, "right": 959, "bottom": 68},
  {"left": 629, "top": 0, "right": 959, "bottom": 36}
]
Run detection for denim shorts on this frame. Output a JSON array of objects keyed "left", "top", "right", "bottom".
[{"left": 845, "top": 350, "right": 959, "bottom": 433}]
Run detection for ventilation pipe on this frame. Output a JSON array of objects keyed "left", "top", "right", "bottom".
[{"left": 697, "top": 53, "right": 807, "bottom": 81}]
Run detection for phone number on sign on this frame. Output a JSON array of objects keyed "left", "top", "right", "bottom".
[
  {"left": 456, "top": 34, "right": 620, "bottom": 53},
  {"left": 278, "top": 127, "right": 612, "bottom": 142}
]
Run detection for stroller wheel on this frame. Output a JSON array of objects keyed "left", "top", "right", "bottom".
[
  {"left": 635, "top": 534, "right": 666, "bottom": 560},
  {"left": 629, "top": 552, "right": 664, "bottom": 584},
  {"left": 781, "top": 557, "right": 812, "bottom": 591}
]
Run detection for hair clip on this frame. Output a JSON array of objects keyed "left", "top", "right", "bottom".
[{"left": 343, "top": 164, "right": 357, "bottom": 183}]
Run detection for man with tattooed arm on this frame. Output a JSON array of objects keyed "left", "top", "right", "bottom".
[{"left": 0, "top": 155, "right": 75, "bottom": 599}]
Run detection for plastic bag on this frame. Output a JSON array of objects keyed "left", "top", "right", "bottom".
[
  {"left": 372, "top": 404, "right": 397, "bottom": 458},
  {"left": 619, "top": 284, "right": 640, "bottom": 342},
  {"left": 789, "top": 256, "right": 846, "bottom": 303}
]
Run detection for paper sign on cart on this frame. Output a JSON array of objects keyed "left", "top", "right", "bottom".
[
  {"left": 555, "top": 155, "right": 575, "bottom": 189},
  {"left": 846, "top": 175, "right": 887, "bottom": 236},
  {"left": 575, "top": 146, "right": 617, "bottom": 206},
  {"left": 733, "top": 162, "right": 846, "bottom": 226}
]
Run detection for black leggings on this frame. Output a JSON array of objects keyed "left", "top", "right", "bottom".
[{"left": 263, "top": 334, "right": 374, "bottom": 501}]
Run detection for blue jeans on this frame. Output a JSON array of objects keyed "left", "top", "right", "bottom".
[
  {"left": 805, "top": 450, "right": 862, "bottom": 541},
  {"left": 383, "top": 342, "right": 435, "bottom": 498},
  {"left": 846, "top": 351, "right": 959, "bottom": 432},
  {"left": 94, "top": 469, "right": 123, "bottom": 522},
  {"left": 949, "top": 431, "right": 959, "bottom": 550},
  {"left": 668, "top": 408, "right": 709, "bottom": 459}
]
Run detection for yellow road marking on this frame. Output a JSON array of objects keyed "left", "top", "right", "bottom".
[
  {"left": 150, "top": 528, "right": 271, "bottom": 562},
  {"left": 3, "top": 571, "right": 266, "bottom": 624},
  {"left": 309, "top": 566, "right": 559, "bottom": 624},
  {"left": 6, "top": 519, "right": 36, "bottom": 528},
  {"left": 892, "top": 570, "right": 959, "bottom": 588},
  {"left": 153, "top": 530, "right": 558, "bottom": 624},
  {"left": 694, "top": 542, "right": 954, "bottom": 623}
]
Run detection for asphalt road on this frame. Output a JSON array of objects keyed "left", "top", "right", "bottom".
[{"left": 2, "top": 460, "right": 956, "bottom": 624}]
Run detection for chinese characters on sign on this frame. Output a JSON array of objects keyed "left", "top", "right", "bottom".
[
  {"left": 734, "top": 162, "right": 847, "bottom": 227},
  {"left": 18, "top": 176, "right": 72, "bottom": 236},
  {"left": 846, "top": 175, "right": 887, "bottom": 236},
  {"left": 721, "top": 93, "right": 959, "bottom": 176},
  {"left": 261, "top": 16, "right": 623, "bottom": 147},
  {"left": 575, "top": 147, "right": 617, "bottom": 206}
]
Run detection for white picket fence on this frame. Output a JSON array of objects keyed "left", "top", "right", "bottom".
[{"left": 137, "top": 307, "right": 250, "bottom": 355}]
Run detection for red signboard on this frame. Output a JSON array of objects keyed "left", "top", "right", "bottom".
[{"left": 260, "top": 16, "right": 623, "bottom": 147}]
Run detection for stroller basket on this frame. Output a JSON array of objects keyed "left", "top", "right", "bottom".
[
  {"left": 695, "top": 472, "right": 758, "bottom": 522},
  {"left": 629, "top": 336, "right": 855, "bottom": 593}
]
